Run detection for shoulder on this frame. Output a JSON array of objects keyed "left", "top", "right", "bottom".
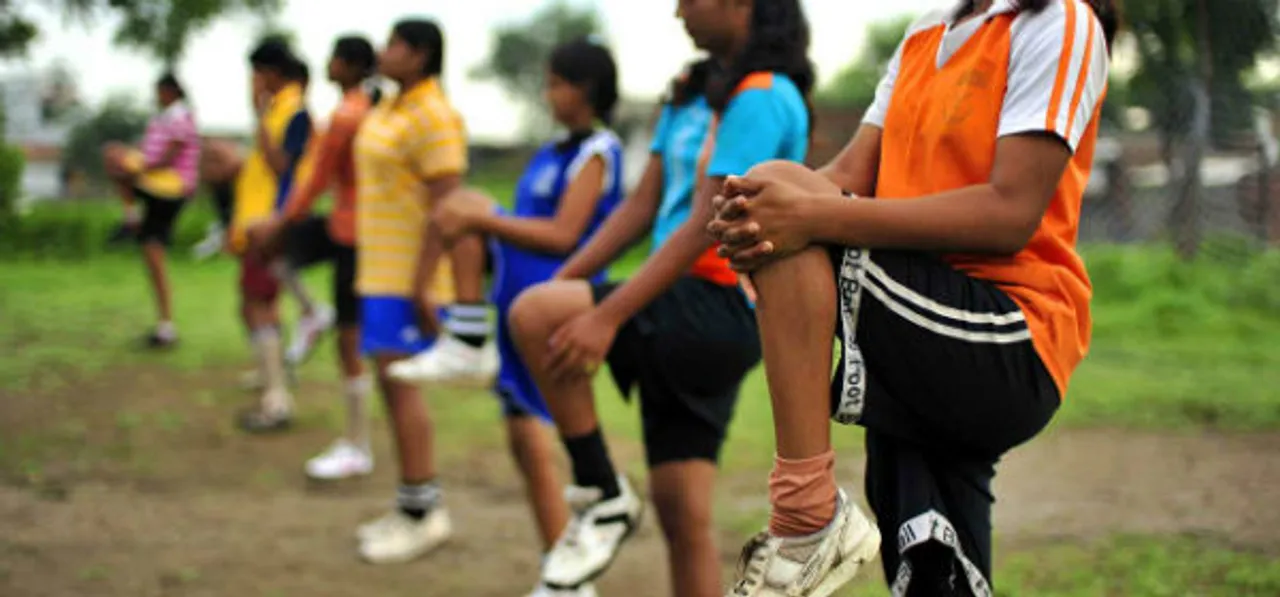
[
  {"left": 1011, "top": 0, "right": 1104, "bottom": 47},
  {"left": 581, "top": 129, "right": 623, "bottom": 155},
  {"left": 726, "top": 73, "right": 804, "bottom": 118}
]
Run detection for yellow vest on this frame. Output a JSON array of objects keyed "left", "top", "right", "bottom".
[{"left": 229, "top": 84, "right": 314, "bottom": 252}]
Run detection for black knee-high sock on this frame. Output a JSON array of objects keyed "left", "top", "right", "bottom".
[{"left": 562, "top": 428, "right": 621, "bottom": 499}]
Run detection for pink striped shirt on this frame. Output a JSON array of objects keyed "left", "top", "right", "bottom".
[{"left": 141, "top": 101, "right": 201, "bottom": 195}]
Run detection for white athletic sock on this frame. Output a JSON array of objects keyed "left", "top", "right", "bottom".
[
  {"left": 344, "top": 375, "right": 373, "bottom": 450},
  {"left": 253, "top": 327, "right": 292, "bottom": 413},
  {"left": 445, "top": 303, "right": 494, "bottom": 346},
  {"left": 155, "top": 320, "right": 176, "bottom": 339}
]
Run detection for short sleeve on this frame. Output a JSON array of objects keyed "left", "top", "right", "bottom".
[
  {"left": 567, "top": 130, "right": 622, "bottom": 196},
  {"left": 706, "top": 88, "right": 789, "bottom": 178},
  {"left": 407, "top": 102, "right": 468, "bottom": 180},
  {"left": 999, "top": 1, "right": 1110, "bottom": 152},
  {"left": 862, "top": 45, "right": 903, "bottom": 128},
  {"left": 649, "top": 106, "right": 675, "bottom": 154},
  {"left": 282, "top": 111, "right": 312, "bottom": 159}
]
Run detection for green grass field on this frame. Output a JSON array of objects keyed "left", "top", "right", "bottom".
[{"left": 2, "top": 192, "right": 1279, "bottom": 596}]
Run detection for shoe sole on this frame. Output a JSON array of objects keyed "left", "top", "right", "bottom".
[
  {"left": 358, "top": 534, "right": 451, "bottom": 565},
  {"left": 807, "top": 524, "right": 882, "bottom": 597},
  {"left": 305, "top": 467, "right": 374, "bottom": 482},
  {"left": 390, "top": 370, "right": 497, "bottom": 390},
  {"left": 543, "top": 492, "right": 646, "bottom": 590}
]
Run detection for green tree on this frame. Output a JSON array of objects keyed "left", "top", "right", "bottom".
[
  {"left": 1125, "top": 0, "right": 1279, "bottom": 258},
  {"left": 472, "top": 0, "right": 603, "bottom": 135},
  {"left": 817, "top": 15, "right": 913, "bottom": 109},
  {"left": 60, "top": 95, "right": 150, "bottom": 185},
  {"left": 1, "top": 0, "right": 283, "bottom": 65}
]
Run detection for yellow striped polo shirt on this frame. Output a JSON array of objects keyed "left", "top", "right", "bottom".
[{"left": 354, "top": 78, "right": 466, "bottom": 300}]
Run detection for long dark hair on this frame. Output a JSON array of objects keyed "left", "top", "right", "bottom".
[
  {"left": 391, "top": 19, "right": 445, "bottom": 77},
  {"left": 549, "top": 37, "right": 620, "bottom": 125},
  {"left": 666, "top": 58, "right": 715, "bottom": 107},
  {"left": 705, "top": 0, "right": 815, "bottom": 115},
  {"left": 961, "top": 0, "right": 1119, "bottom": 48}
]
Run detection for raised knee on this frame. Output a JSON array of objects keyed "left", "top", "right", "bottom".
[
  {"left": 508, "top": 285, "right": 555, "bottom": 342},
  {"left": 745, "top": 159, "right": 809, "bottom": 179},
  {"left": 745, "top": 160, "right": 840, "bottom": 195}
]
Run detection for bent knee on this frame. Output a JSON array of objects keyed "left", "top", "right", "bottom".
[
  {"left": 746, "top": 160, "right": 841, "bottom": 195},
  {"left": 508, "top": 281, "right": 591, "bottom": 341}
]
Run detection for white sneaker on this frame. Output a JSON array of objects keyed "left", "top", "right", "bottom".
[
  {"left": 287, "top": 304, "right": 336, "bottom": 366},
  {"left": 528, "top": 582, "right": 599, "bottom": 597},
  {"left": 357, "top": 507, "right": 452, "bottom": 564},
  {"left": 542, "top": 476, "right": 644, "bottom": 590},
  {"left": 726, "top": 490, "right": 880, "bottom": 597},
  {"left": 387, "top": 334, "right": 499, "bottom": 388},
  {"left": 305, "top": 439, "right": 373, "bottom": 480},
  {"left": 192, "top": 224, "right": 225, "bottom": 261}
]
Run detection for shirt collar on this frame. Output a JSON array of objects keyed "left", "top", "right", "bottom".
[{"left": 948, "top": 0, "right": 1019, "bottom": 25}]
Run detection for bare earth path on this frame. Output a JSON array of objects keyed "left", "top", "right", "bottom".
[{"left": 2, "top": 370, "right": 1278, "bottom": 597}]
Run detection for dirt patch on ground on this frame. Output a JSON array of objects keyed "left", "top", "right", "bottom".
[{"left": 2, "top": 368, "right": 1278, "bottom": 596}]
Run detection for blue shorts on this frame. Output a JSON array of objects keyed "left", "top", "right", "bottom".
[
  {"left": 359, "top": 296, "right": 440, "bottom": 357},
  {"left": 494, "top": 311, "right": 552, "bottom": 422}
]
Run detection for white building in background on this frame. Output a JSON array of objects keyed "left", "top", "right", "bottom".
[{"left": 2, "top": 72, "right": 70, "bottom": 200}]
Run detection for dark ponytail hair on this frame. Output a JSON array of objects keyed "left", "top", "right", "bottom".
[
  {"left": 549, "top": 37, "right": 620, "bottom": 125},
  {"left": 333, "top": 35, "right": 382, "bottom": 104},
  {"left": 391, "top": 19, "right": 445, "bottom": 77},
  {"left": 705, "top": 0, "right": 815, "bottom": 115},
  {"left": 157, "top": 71, "right": 186, "bottom": 99},
  {"left": 960, "top": 0, "right": 1119, "bottom": 49},
  {"left": 666, "top": 58, "right": 715, "bottom": 107}
]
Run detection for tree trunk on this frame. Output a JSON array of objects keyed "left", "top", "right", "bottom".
[
  {"left": 1169, "top": 0, "right": 1215, "bottom": 261},
  {"left": 1170, "top": 80, "right": 1209, "bottom": 260}
]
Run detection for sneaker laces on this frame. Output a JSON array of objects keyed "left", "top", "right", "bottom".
[{"left": 731, "top": 532, "right": 774, "bottom": 595}]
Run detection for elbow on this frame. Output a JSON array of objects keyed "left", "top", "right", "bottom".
[{"left": 984, "top": 213, "right": 1039, "bottom": 256}]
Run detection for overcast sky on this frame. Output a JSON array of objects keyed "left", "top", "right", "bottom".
[{"left": 3, "top": 0, "right": 950, "bottom": 142}]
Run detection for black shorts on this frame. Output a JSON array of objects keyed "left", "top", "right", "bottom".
[
  {"left": 593, "top": 276, "right": 761, "bottom": 467},
  {"left": 286, "top": 215, "right": 358, "bottom": 326},
  {"left": 209, "top": 181, "right": 234, "bottom": 228},
  {"left": 135, "top": 189, "right": 187, "bottom": 247},
  {"left": 827, "top": 248, "right": 1059, "bottom": 597}
]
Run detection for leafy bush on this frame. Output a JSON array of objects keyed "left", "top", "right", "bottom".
[
  {"left": 0, "top": 141, "right": 24, "bottom": 223},
  {"left": 61, "top": 94, "right": 149, "bottom": 185},
  {"left": 0, "top": 197, "right": 216, "bottom": 259}
]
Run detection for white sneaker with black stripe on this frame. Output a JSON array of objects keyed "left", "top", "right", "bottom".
[
  {"left": 387, "top": 334, "right": 499, "bottom": 388},
  {"left": 541, "top": 476, "right": 643, "bottom": 589},
  {"left": 727, "top": 489, "right": 880, "bottom": 597}
]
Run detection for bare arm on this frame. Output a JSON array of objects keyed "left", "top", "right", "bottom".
[
  {"left": 470, "top": 156, "right": 607, "bottom": 255},
  {"left": 283, "top": 116, "right": 356, "bottom": 221},
  {"left": 804, "top": 134, "right": 1070, "bottom": 254},
  {"left": 593, "top": 170, "right": 721, "bottom": 327},
  {"left": 816, "top": 125, "right": 883, "bottom": 198},
  {"left": 556, "top": 155, "right": 664, "bottom": 280},
  {"left": 414, "top": 174, "right": 463, "bottom": 299}
]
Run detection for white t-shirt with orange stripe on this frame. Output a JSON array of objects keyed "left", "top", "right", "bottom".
[{"left": 865, "top": 0, "right": 1110, "bottom": 396}]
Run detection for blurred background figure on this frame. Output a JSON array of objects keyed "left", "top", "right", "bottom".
[{"left": 100, "top": 71, "right": 201, "bottom": 348}]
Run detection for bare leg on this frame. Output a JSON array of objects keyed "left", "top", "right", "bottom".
[
  {"left": 450, "top": 233, "right": 487, "bottom": 304},
  {"left": 650, "top": 460, "right": 722, "bottom": 597},
  {"left": 506, "top": 416, "right": 570, "bottom": 550},
  {"left": 375, "top": 354, "right": 435, "bottom": 482},
  {"left": 508, "top": 281, "right": 601, "bottom": 437},
  {"left": 141, "top": 241, "right": 172, "bottom": 324}
]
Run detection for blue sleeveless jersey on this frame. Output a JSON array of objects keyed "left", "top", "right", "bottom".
[{"left": 490, "top": 129, "right": 624, "bottom": 307}]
